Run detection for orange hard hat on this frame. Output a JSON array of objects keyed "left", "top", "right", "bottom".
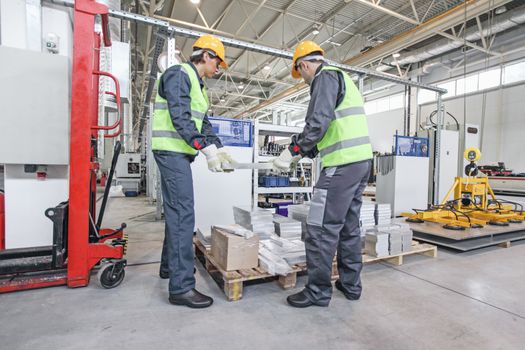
[
  {"left": 291, "top": 41, "right": 324, "bottom": 78},
  {"left": 193, "top": 34, "right": 228, "bottom": 69}
]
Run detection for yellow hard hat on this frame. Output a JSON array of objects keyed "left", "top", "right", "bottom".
[
  {"left": 291, "top": 40, "right": 324, "bottom": 78},
  {"left": 193, "top": 34, "right": 228, "bottom": 69}
]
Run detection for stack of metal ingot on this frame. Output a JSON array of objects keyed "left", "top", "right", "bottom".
[
  {"left": 273, "top": 214, "right": 302, "bottom": 240},
  {"left": 375, "top": 203, "right": 392, "bottom": 226},
  {"left": 233, "top": 206, "right": 275, "bottom": 239},
  {"left": 364, "top": 222, "right": 413, "bottom": 257},
  {"left": 360, "top": 203, "right": 376, "bottom": 228},
  {"left": 259, "top": 236, "right": 306, "bottom": 275},
  {"left": 287, "top": 204, "right": 310, "bottom": 240}
]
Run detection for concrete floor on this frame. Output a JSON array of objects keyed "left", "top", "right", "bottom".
[{"left": 1, "top": 196, "right": 525, "bottom": 350}]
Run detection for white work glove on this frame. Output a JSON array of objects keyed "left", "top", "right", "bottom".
[
  {"left": 273, "top": 148, "right": 300, "bottom": 172},
  {"left": 217, "top": 148, "right": 236, "bottom": 172},
  {"left": 201, "top": 144, "right": 223, "bottom": 172}
]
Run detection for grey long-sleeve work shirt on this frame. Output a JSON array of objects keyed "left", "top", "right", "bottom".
[
  {"left": 289, "top": 64, "right": 345, "bottom": 158},
  {"left": 158, "top": 62, "right": 223, "bottom": 154}
]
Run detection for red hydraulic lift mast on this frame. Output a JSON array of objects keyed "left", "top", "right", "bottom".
[{"left": 68, "top": 0, "right": 124, "bottom": 288}]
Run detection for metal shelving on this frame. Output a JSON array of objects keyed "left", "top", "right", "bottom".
[{"left": 252, "top": 120, "right": 317, "bottom": 207}]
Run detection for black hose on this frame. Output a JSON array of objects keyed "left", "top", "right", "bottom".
[{"left": 427, "top": 110, "right": 460, "bottom": 130}]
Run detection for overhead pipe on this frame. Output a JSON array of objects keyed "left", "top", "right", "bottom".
[{"left": 375, "top": 5, "right": 525, "bottom": 72}]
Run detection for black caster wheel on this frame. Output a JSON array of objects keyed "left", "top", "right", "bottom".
[
  {"left": 470, "top": 224, "right": 484, "bottom": 229},
  {"left": 97, "top": 260, "right": 126, "bottom": 289},
  {"left": 509, "top": 219, "right": 522, "bottom": 224}
]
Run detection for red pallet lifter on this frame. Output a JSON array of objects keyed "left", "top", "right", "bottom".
[{"left": 0, "top": 0, "right": 127, "bottom": 292}]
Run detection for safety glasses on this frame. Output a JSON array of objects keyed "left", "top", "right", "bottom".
[{"left": 206, "top": 50, "right": 223, "bottom": 70}]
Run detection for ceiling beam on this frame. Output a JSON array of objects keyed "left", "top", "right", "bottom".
[
  {"left": 235, "top": 0, "right": 268, "bottom": 37},
  {"left": 346, "top": 0, "right": 510, "bottom": 67},
  {"left": 352, "top": 0, "right": 501, "bottom": 56},
  {"left": 234, "top": 0, "right": 511, "bottom": 118}
]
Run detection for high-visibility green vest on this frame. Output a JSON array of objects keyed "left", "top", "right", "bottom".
[
  {"left": 151, "top": 63, "right": 209, "bottom": 155},
  {"left": 316, "top": 66, "right": 373, "bottom": 168}
]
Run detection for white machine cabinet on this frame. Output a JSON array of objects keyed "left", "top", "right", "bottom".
[
  {"left": 376, "top": 155, "right": 430, "bottom": 217},
  {"left": 192, "top": 118, "right": 253, "bottom": 235}
]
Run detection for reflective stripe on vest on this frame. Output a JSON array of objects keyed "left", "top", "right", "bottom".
[
  {"left": 153, "top": 102, "right": 206, "bottom": 121},
  {"left": 316, "top": 65, "right": 373, "bottom": 168},
  {"left": 151, "top": 63, "right": 209, "bottom": 154}
]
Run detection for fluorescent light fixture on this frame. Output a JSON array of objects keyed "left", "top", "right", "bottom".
[
  {"left": 190, "top": 0, "right": 200, "bottom": 4},
  {"left": 220, "top": 96, "right": 226, "bottom": 103},
  {"left": 392, "top": 52, "right": 401, "bottom": 58},
  {"left": 174, "top": 49, "right": 181, "bottom": 54},
  {"left": 263, "top": 65, "right": 271, "bottom": 70},
  {"left": 312, "top": 25, "right": 320, "bottom": 35},
  {"left": 327, "top": 40, "right": 341, "bottom": 47}
]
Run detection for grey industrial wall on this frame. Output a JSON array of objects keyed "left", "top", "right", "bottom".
[{"left": 365, "top": 82, "right": 525, "bottom": 172}]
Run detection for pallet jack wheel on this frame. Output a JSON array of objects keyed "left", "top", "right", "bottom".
[
  {"left": 97, "top": 260, "right": 126, "bottom": 289},
  {"left": 443, "top": 224, "right": 466, "bottom": 230},
  {"left": 470, "top": 224, "right": 484, "bottom": 229},
  {"left": 406, "top": 218, "right": 424, "bottom": 223},
  {"left": 488, "top": 221, "right": 510, "bottom": 226}
]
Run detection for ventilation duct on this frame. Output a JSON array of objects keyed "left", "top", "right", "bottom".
[{"left": 376, "top": 6, "right": 525, "bottom": 72}]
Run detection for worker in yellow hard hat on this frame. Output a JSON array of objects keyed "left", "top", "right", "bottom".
[
  {"left": 274, "top": 40, "right": 373, "bottom": 308},
  {"left": 151, "top": 34, "right": 234, "bottom": 309}
]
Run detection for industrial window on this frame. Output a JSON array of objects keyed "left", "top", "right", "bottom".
[
  {"left": 364, "top": 93, "right": 406, "bottom": 115},
  {"left": 478, "top": 68, "right": 501, "bottom": 90},
  {"left": 437, "top": 81, "right": 456, "bottom": 98},
  {"left": 456, "top": 74, "right": 479, "bottom": 95},
  {"left": 371, "top": 60, "right": 524, "bottom": 110},
  {"left": 503, "top": 61, "right": 525, "bottom": 85},
  {"left": 418, "top": 89, "right": 437, "bottom": 105},
  {"left": 389, "top": 94, "right": 404, "bottom": 110}
]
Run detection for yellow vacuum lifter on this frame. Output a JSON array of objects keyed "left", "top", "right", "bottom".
[{"left": 402, "top": 148, "right": 524, "bottom": 230}]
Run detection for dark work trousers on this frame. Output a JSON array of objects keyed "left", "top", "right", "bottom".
[
  {"left": 153, "top": 151, "right": 196, "bottom": 295},
  {"left": 303, "top": 160, "right": 372, "bottom": 305}
]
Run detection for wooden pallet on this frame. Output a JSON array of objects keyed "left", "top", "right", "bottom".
[
  {"left": 363, "top": 240, "right": 437, "bottom": 266},
  {"left": 194, "top": 239, "right": 337, "bottom": 301},
  {"left": 194, "top": 239, "right": 436, "bottom": 301}
]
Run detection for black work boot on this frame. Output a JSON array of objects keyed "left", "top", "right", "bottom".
[
  {"left": 169, "top": 289, "right": 213, "bottom": 308},
  {"left": 287, "top": 290, "right": 327, "bottom": 308},
  {"left": 335, "top": 280, "right": 361, "bottom": 300}
]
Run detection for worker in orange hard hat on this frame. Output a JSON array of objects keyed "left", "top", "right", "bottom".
[
  {"left": 275, "top": 40, "right": 373, "bottom": 308},
  {"left": 152, "top": 34, "right": 235, "bottom": 309}
]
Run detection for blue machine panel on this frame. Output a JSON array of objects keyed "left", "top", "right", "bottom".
[
  {"left": 394, "top": 135, "right": 429, "bottom": 157},
  {"left": 209, "top": 117, "right": 252, "bottom": 147}
]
